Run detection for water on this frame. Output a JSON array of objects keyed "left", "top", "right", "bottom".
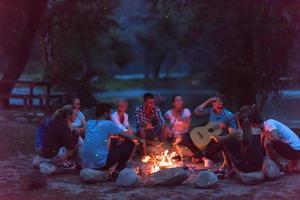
[{"left": 7, "top": 83, "right": 300, "bottom": 128}]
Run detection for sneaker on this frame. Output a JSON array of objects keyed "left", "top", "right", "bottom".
[{"left": 57, "top": 160, "right": 77, "bottom": 169}]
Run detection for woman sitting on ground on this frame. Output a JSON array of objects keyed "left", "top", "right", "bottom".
[
  {"left": 165, "top": 95, "right": 213, "bottom": 165},
  {"left": 39, "top": 105, "right": 80, "bottom": 166},
  {"left": 71, "top": 97, "right": 86, "bottom": 137},
  {"left": 80, "top": 103, "right": 144, "bottom": 180},
  {"left": 211, "top": 105, "right": 265, "bottom": 175}
]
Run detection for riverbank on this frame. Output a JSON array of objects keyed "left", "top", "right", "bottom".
[{"left": 1, "top": 110, "right": 300, "bottom": 200}]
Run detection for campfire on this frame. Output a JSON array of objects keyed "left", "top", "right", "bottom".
[{"left": 140, "top": 150, "right": 183, "bottom": 175}]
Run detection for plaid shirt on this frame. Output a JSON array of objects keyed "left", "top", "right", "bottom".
[{"left": 134, "top": 105, "right": 165, "bottom": 129}]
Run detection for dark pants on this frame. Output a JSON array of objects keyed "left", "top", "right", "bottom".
[
  {"left": 100, "top": 141, "right": 135, "bottom": 172},
  {"left": 273, "top": 140, "right": 300, "bottom": 160},
  {"left": 223, "top": 136, "right": 264, "bottom": 173},
  {"left": 137, "top": 124, "right": 164, "bottom": 142}
]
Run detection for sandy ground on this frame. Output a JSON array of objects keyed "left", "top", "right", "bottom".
[{"left": 1, "top": 110, "right": 300, "bottom": 200}]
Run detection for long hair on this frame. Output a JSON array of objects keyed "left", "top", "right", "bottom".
[
  {"left": 52, "top": 105, "right": 74, "bottom": 121},
  {"left": 238, "top": 105, "right": 254, "bottom": 155}
]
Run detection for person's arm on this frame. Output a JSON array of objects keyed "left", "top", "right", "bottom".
[
  {"left": 50, "top": 149, "right": 74, "bottom": 164},
  {"left": 183, "top": 115, "right": 191, "bottom": 130},
  {"left": 156, "top": 107, "right": 166, "bottom": 125},
  {"left": 194, "top": 97, "right": 217, "bottom": 116},
  {"left": 134, "top": 107, "right": 144, "bottom": 128},
  {"left": 54, "top": 125, "right": 78, "bottom": 163},
  {"left": 117, "top": 131, "right": 144, "bottom": 144},
  {"left": 182, "top": 109, "right": 192, "bottom": 130},
  {"left": 263, "top": 129, "right": 282, "bottom": 141},
  {"left": 111, "top": 113, "right": 127, "bottom": 131},
  {"left": 210, "top": 129, "right": 242, "bottom": 144}
]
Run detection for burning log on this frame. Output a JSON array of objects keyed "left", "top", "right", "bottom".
[
  {"left": 141, "top": 150, "right": 183, "bottom": 175},
  {"left": 146, "top": 167, "right": 189, "bottom": 186}
]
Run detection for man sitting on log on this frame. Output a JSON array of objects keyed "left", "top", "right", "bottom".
[
  {"left": 134, "top": 93, "right": 167, "bottom": 156},
  {"left": 80, "top": 103, "right": 144, "bottom": 180},
  {"left": 261, "top": 118, "right": 300, "bottom": 173}
]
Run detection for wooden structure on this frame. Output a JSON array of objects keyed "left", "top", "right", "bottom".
[{"left": 0, "top": 80, "right": 65, "bottom": 108}]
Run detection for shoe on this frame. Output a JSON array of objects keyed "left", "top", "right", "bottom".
[
  {"left": 110, "top": 171, "right": 120, "bottom": 181},
  {"left": 57, "top": 160, "right": 77, "bottom": 169}
]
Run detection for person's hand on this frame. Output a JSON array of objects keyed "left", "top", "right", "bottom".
[
  {"left": 135, "top": 138, "right": 145, "bottom": 145},
  {"left": 219, "top": 122, "right": 226, "bottom": 130},
  {"left": 210, "top": 135, "right": 221, "bottom": 143},
  {"left": 145, "top": 122, "right": 153, "bottom": 130},
  {"left": 209, "top": 97, "right": 218, "bottom": 103},
  {"left": 231, "top": 131, "right": 242, "bottom": 141},
  {"left": 127, "top": 128, "right": 134, "bottom": 135}
]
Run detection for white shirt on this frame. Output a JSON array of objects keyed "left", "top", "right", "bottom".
[
  {"left": 264, "top": 119, "right": 300, "bottom": 150},
  {"left": 111, "top": 111, "right": 129, "bottom": 132},
  {"left": 165, "top": 108, "right": 191, "bottom": 137},
  {"left": 71, "top": 111, "right": 85, "bottom": 129}
]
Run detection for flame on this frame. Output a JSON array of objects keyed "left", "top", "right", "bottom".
[{"left": 141, "top": 150, "right": 181, "bottom": 174}]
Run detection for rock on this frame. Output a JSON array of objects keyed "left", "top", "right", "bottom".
[
  {"left": 116, "top": 168, "right": 140, "bottom": 187},
  {"left": 239, "top": 171, "right": 264, "bottom": 185},
  {"left": 148, "top": 167, "right": 189, "bottom": 186},
  {"left": 39, "top": 162, "right": 57, "bottom": 175},
  {"left": 194, "top": 171, "right": 219, "bottom": 189},
  {"left": 262, "top": 158, "right": 280, "bottom": 181},
  {"left": 15, "top": 117, "right": 28, "bottom": 122},
  {"left": 80, "top": 168, "right": 109, "bottom": 183},
  {"left": 0, "top": 115, "right": 7, "bottom": 122}
]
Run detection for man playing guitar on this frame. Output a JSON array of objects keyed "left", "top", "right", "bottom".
[
  {"left": 194, "top": 96, "right": 237, "bottom": 132},
  {"left": 193, "top": 96, "right": 238, "bottom": 168}
]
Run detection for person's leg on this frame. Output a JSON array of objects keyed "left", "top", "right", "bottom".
[
  {"left": 263, "top": 138, "right": 284, "bottom": 171},
  {"left": 100, "top": 141, "right": 135, "bottom": 172},
  {"left": 149, "top": 124, "right": 164, "bottom": 142},
  {"left": 137, "top": 128, "right": 147, "bottom": 155}
]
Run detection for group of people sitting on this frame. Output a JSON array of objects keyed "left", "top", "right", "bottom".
[{"left": 34, "top": 93, "right": 300, "bottom": 181}]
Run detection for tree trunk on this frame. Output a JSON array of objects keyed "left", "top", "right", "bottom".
[
  {"left": 153, "top": 52, "right": 166, "bottom": 79},
  {"left": 0, "top": 0, "right": 47, "bottom": 107}
]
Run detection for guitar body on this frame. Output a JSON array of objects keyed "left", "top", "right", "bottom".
[{"left": 190, "top": 122, "right": 223, "bottom": 150}]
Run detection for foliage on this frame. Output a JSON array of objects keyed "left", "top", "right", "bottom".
[
  {"left": 145, "top": 0, "right": 300, "bottom": 107},
  {"left": 42, "top": 0, "right": 133, "bottom": 105}
]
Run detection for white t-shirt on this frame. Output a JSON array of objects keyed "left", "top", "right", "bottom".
[
  {"left": 165, "top": 108, "right": 191, "bottom": 137},
  {"left": 71, "top": 111, "right": 85, "bottom": 129},
  {"left": 264, "top": 119, "right": 300, "bottom": 150},
  {"left": 111, "top": 111, "right": 129, "bottom": 132}
]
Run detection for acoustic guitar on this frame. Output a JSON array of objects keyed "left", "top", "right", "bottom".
[{"left": 190, "top": 112, "right": 239, "bottom": 150}]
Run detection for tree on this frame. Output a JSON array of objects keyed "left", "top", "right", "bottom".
[
  {"left": 0, "top": 0, "right": 47, "bottom": 106},
  {"left": 135, "top": 0, "right": 192, "bottom": 79},
  {"left": 43, "top": 0, "right": 133, "bottom": 105}
]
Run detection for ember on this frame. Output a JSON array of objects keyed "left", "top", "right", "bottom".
[{"left": 142, "top": 150, "right": 183, "bottom": 174}]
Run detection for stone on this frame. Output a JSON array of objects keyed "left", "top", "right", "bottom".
[
  {"left": 39, "top": 162, "right": 57, "bottom": 175},
  {"left": 15, "top": 117, "right": 27, "bottom": 122},
  {"left": 262, "top": 158, "right": 280, "bottom": 181},
  {"left": 0, "top": 115, "right": 7, "bottom": 122},
  {"left": 148, "top": 167, "right": 189, "bottom": 186},
  {"left": 239, "top": 171, "right": 264, "bottom": 185},
  {"left": 80, "top": 168, "right": 109, "bottom": 183},
  {"left": 116, "top": 168, "right": 140, "bottom": 187},
  {"left": 194, "top": 171, "right": 219, "bottom": 189}
]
